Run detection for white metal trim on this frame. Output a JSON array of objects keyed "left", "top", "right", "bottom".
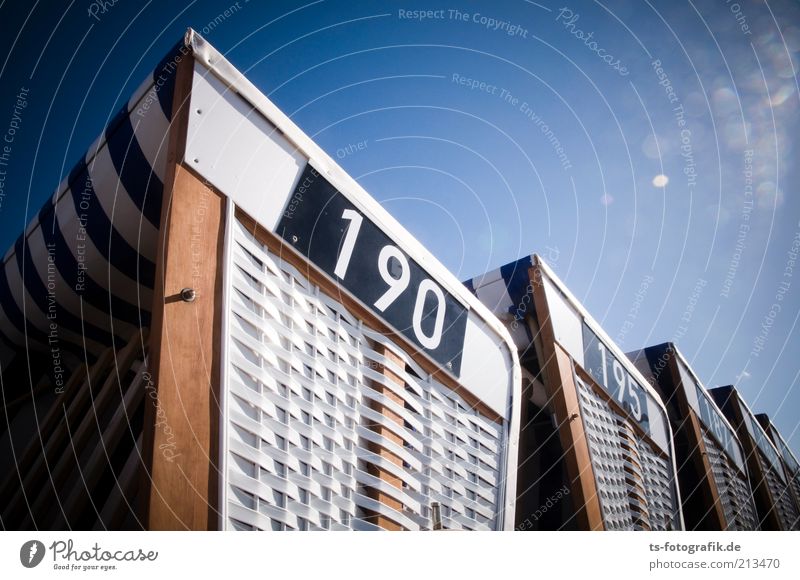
[{"left": 218, "top": 196, "right": 236, "bottom": 529}]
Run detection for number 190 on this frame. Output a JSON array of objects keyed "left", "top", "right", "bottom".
[{"left": 334, "top": 209, "right": 446, "bottom": 349}]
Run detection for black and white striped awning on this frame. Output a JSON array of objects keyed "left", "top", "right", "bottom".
[{"left": 0, "top": 44, "right": 181, "bottom": 366}]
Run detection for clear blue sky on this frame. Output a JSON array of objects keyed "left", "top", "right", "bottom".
[{"left": 0, "top": 0, "right": 798, "bottom": 453}]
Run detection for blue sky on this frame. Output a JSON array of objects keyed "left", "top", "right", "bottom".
[{"left": 0, "top": 0, "right": 798, "bottom": 453}]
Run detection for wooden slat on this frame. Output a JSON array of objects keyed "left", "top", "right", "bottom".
[
  {"left": 95, "top": 433, "right": 144, "bottom": 530},
  {"left": 0, "top": 347, "right": 113, "bottom": 507},
  {"left": 0, "top": 373, "right": 52, "bottom": 415},
  {"left": 56, "top": 359, "right": 148, "bottom": 525},
  {"left": 1, "top": 347, "right": 117, "bottom": 526},
  {"left": 23, "top": 333, "right": 145, "bottom": 528}
]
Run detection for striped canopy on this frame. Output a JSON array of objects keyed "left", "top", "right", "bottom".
[{"left": 0, "top": 44, "right": 181, "bottom": 372}]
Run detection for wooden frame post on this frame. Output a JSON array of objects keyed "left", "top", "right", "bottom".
[
  {"left": 140, "top": 51, "right": 226, "bottom": 530},
  {"left": 686, "top": 410, "right": 727, "bottom": 528},
  {"left": 530, "top": 263, "right": 604, "bottom": 530},
  {"left": 662, "top": 352, "right": 727, "bottom": 530}
]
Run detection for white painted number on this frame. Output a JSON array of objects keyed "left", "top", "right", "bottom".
[
  {"left": 334, "top": 209, "right": 363, "bottom": 279},
  {"left": 413, "top": 279, "right": 446, "bottom": 349},
  {"left": 597, "top": 342, "right": 608, "bottom": 387},
  {"left": 597, "top": 340, "right": 642, "bottom": 421},
  {"left": 374, "top": 245, "right": 411, "bottom": 311},
  {"left": 626, "top": 375, "right": 642, "bottom": 420},
  {"left": 612, "top": 359, "right": 625, "bottom": 400},
  {"left": 335, "top": 209, "right": 447, "bottom": 352}
]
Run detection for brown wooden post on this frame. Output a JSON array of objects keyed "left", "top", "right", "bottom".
[
  {"left": 686, "top": 410, "right": 727, "bottom": 529},
  {"left": 724, "top": 393, "right": 783, "bottom": 531},
  {"left": 141, "top": 51, "right": 226, "bottom": 530},
  {"left": 530, "top": 262, "right": 604, "bottom": 530}
]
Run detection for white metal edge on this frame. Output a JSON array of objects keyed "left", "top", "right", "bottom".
[
  {"left": 218, "top": 196, "right": 236, "bottom": 530},
  {"left": 501, "top": 348, "right": 521, "bottom": 530}
]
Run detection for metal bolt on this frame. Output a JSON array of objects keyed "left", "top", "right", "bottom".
[{"left": 180, "top": 288, "right": 196, "bottom": 302}]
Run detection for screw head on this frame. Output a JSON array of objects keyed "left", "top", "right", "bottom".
[{"left": 180, "top": 288, "right": 196, "bottom": 302}]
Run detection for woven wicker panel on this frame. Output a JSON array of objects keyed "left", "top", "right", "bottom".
[
  {"left": 701, "top": 430, "right": 759, "bottom": 530},
  {"left": 223, "top": 219, "right": 504, "bottom": 531},
  {"left": 576, "top": 377, "right": 678, "bottom": 530}
]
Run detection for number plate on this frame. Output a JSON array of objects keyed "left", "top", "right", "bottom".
[
  {"left": 743, "top": 411, "right": 785, "bottom": 482},
  {"left": 581, "top": 322, "right": 650, "bottom": 434},
  {"left": 695, "top": 384, "right": 744, "bottom": 470},
  {"left": 276, "top": 165, "right": 468, "bottom": 375}
]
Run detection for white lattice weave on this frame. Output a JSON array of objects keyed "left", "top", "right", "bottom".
[
  {"left": 223, "top": 219, "right": 506, "bottom": 531},
  {"left": 576, "top": 377, "right": 678, "bottom": 530},
  {"left": 701, "top": 430, "right": 759, "bottom": 530}
]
